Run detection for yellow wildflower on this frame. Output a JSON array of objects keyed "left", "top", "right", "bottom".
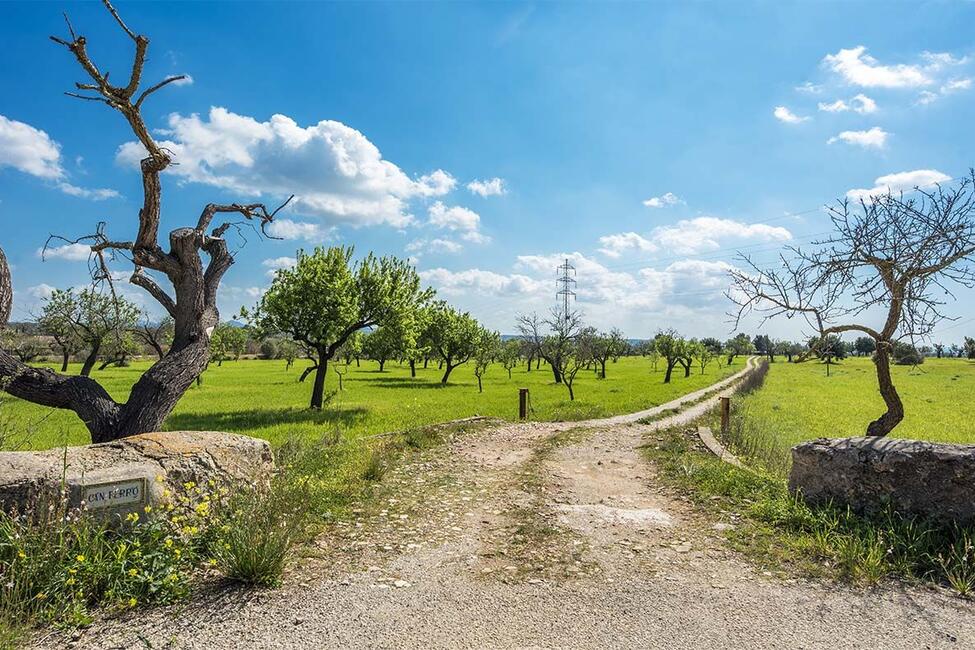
[
  {"left": 128, "top": 597, "right": 137, "bottom": 607},
  {"left": 128, "top": 568, "right": 138, "bottom": 577},
  {"left": 155, "top": 475, "right": 164, "bottom": 483},
  {"left": 76, "top": 554, "right": 86, "bottom": 563},
  {"left": 143, "top": 505, "right": 152, "bottom": 514},
  {"left": 17, "top": 550, "right": 25, "bottom": 559},
  {"left": 125, "top": 511, "right": 140, "bottom": 523},
  {"left": 164, "top": 538, "right": 174, "bottom": 548}
]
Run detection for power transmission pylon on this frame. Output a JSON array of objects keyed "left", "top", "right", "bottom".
[{"left": 556, "top": 258, "right": 576, "bottom": 321}]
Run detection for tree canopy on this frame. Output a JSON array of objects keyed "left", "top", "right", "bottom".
[{"left": 245, "top": 246, "right": 432, "bottom": 408}]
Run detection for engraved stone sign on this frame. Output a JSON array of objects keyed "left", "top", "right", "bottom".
[{"left": 82, "top": 478, "right": 147, "bottom": 510}]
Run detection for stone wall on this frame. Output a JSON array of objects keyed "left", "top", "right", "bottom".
[
  {"left": 0, "top": 431, "right": 273, "bottom": 518},
  {"left": 790, "top": 436, "right": 975, "bottom": 524}
]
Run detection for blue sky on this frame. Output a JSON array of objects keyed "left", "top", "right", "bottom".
[{"left": 1, "top": 1, "right": 973, "bottom": 342}]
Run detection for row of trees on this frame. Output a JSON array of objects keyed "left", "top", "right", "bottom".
[
  {"left": 241, "top": 246, "right": 505, "bottom": 408},
  {"left": 0, "top": 289, "right": 170, "bottom": 376}
]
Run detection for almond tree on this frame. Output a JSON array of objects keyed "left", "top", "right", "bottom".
[
  {"left": 729, "top": 172, "right": 975, "bottom": 436},
  {"left": 425, "top": 303, "right": 482, "bottom": 384},
  {"left": 38, "top": 288, "right": 139, "bottom": 377},
  {"left": 472, "top": 330, "right": 501, "bottom": 393},
  {"left": 653, "top": 330, "right": 686, "bottom": 384},
  {"left": 38, "top": 291, "right": 84, "bottom": 371},
  {"left": 555, "top": 323, "right": 594, "bottom": 401},
  {"left": 246, "top": 246, "right": 431, "bottom": 408},
  {"left": 133, "top": 314, "right": 174, "bottom": 360}
]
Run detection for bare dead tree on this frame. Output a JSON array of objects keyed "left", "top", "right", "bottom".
[
  {"left": 728, "top": 171, "right": 975, "bottom": 436},
  {"left": 0, "top": 2, "right": 292, "bottom": 443},
  {"left": 133, "top": 313, "right": 174, "bottom": 360}
]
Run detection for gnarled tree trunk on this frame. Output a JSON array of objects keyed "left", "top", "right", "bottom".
[
  {"left": 867, "top": 341, "right": 904, "bottom": 436},
  {"left": 0, "top": 4, "right": 289, "bottom": 443}
]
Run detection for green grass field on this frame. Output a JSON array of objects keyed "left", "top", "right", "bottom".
[
  {"left": 735, "top": 356, "right": 975, "bottom": 447},
  {"left": 1, "top": 356, "right": 741, "bottom": 451}
]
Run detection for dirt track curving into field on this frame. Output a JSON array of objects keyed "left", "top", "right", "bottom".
[{"left": 38, "top": 358, "right": 975, "bottom": 649}]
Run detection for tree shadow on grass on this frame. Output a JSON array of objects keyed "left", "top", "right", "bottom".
[
  {"left": 354, "top": 376, "right": 453, "bottom": 390},
  {"left": 165, "top": 405, "right": 369, "bottom": 435}
]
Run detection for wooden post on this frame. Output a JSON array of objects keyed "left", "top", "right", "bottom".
[
  {"left": 519, "top": 388, "right": 530, "bottom": 420},
  {"left": 719, "top": 396, "right": 731, "bottom": 435}
]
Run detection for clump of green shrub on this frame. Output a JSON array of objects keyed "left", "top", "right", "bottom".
[{"left": 207, "top": 477, "right": 311, "bottom": 587}]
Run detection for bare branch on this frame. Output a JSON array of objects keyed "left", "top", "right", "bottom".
[
  {"left": 136, "top": 75, "right": 187, "bottom": 108},
  {"left": 130, "top": 269, "right": 177, "bottom": 317}
]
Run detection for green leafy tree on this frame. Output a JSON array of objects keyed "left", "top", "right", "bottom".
[
  {"left": 557, "top": 324, "right": 595, "bottom": 400},
  {"left": 700, "top": 337, "right": 723, "bottom": 355},
  {"left": 654, "top": 330, "right": 687, "bottom": 384},
  {"left": 853, "top": 336, "right": 877, "bottom": 357},
  {"left": 784, "top": 341, "right": 806, "bottom": 363},
  {"left": 99, "top": 330, "right": 140, "bottom": 369},
  {"left": 693, "top": 340, "right": 716, "bottom": 374},
  {"left": 278, "top": 339, "right": 298, "bottom": 371},
  {"left": 39, "top": 288, "right": 139, "bottom": 377},
  {"left": 38, "top": 290, "right": 84, "bottom": 371},
  {"left": 0, "top": 328, "right": 47, "bottom": 364},
  {"left": 210, "top": 324, "right": 247, "bottom": 366},
  {"left": 753, "top": 334, "right": 773, "bottom": 359},
  {"left": 606, "top": 328, "right": 628, "bottom": 363},
  {"left": 426, "top": 303, "right": 483, "bottom": 384},
  {"left": 893, "top": 341, "right": 925, "bottom": 366},
  {"left": 362, "top": 326, "right": 402, "bottom": 372},
  {"left": 406, "top": 305, "right": 434, "bottom": 377},
  {"left": 964, "top": 337, "right": 975, "bottom": 360},
  {"left": 472, "top": 329, "right": 501, "bottom": 392},
  {"left": 244, "top": 246, "right": 432, "bottom": 408},
  {"left": 499, "top": 338, "right": 522, "bottom": 379},
  {"left": 259, "top": 339, "right": 279, "bottom": 360},
  {"left": 724, "top": 333, "right": 752, "bottom": 366}
]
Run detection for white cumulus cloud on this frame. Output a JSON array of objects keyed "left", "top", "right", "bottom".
[
  {"left": 846, "top": 169, "right": 952, "bottom": 201},
  {"left": 426, "top": 201, "right": 489, "bottom": 244},
  {"left": 773, "top": 106, "right": 809, "bottom": 124},
  {"left": 598, "top": 232, "right": 657, "bottom": 258},
  {"left": 265, "top": 218, "right": 333, "bottom": 242},
  {"left": 818, "top": 93, "right": 877, "bottom": 114},
  {"left": 827, "top": 127, "right": 889, "bottom": 148},
  {"left": 0, "top": 115, "right": 118, "bottom": 200},
  {"left": 406, "top": 238, "right": 463, "bottom": 256},
  {"left": 467, "top": 177, "right": 506, "bottom": 197},
  {"left": 26, "top": 284, "right": 57, "bottom": 300},
  {"left": 117, "top": 107, "right": 456, "bottom": 228},
  {"left": 823, "top": 46, "right": 933, "bottom": 88},
  {"left": 38, "top": 243, "right": 91, "bottom": 262},
  {"left": 262, "top": 256, "right": 297, "bottom": 269},
  {"left": 642, "top": 192, "right": 683, "bottom": 208},
  {"left": 419, "top": 268, "right": 545, "bottom": 297},
  {"left": 600, "top": 217, "right": 792, "bottom": 258},
  {"left": 0, "top": 115, "right": 62, "bottom": 179}
]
